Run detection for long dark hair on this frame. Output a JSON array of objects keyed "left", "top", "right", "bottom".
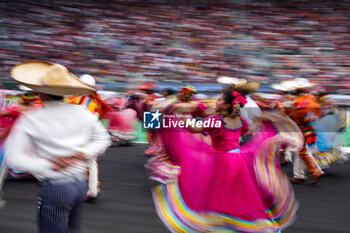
[
  {"left": 222, "top": 90, "right": 235, "bottom": 115},
  {"left": 222, "top": 90, "right": 247, "bottom": 116}
]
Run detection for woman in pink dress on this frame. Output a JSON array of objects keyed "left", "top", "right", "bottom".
[
  {"left": 145, "top": 86, "right": 208, "bottom": 184},
  {"left": 105, "top": 98, "right": 136, "bottom": 146},
  {"left": 1, "top": 94, "right": 43, "bottom": 179},
  {"left": 152, "top": 90, "right": 302, "bottom": 232}
]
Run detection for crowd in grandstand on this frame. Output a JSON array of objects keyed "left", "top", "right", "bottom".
[{"left": 1, "top": 0, "right": 350, "bottom": 89}]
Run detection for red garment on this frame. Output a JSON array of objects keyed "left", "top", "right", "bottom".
[
  {"left": 88, "top": 94, "right": 112, "bottom": 119},
  {"left": 287, "top": 95, "right": 321, "bottom": 126},
  {"left": 287, "top": 95, "right": 320, "bottom": 147}
]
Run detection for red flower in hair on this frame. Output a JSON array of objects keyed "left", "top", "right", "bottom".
[
  {"left": 232, "top": 91, "right": 240, "bottom": 98},
  {"left": 232, "top": 91, "right": 247, "bottom": 107}
]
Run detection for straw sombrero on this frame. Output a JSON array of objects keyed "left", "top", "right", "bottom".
[
  {"left": 235, "top": 81, "right": 260, "bottom": 93},
  {"left": 217, "top": 76, "right": 260, "bottom": 92},
  {"left": 11, "top": 61, "right": 96, "bottom": 96}
]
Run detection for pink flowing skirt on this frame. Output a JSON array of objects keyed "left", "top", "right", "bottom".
[
  {"left": 152, "top": 112, "right": 302, "bottom": 232},
  {"left": 106, "top": 109, "right": 136, "bottom": 141}
]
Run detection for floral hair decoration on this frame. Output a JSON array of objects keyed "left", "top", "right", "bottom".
[
  {"left": 230, "top": 91, "right": 247, "bottom": 117},
  {"left": 232, "top": 91, "right": 247, "bottom": 107}
]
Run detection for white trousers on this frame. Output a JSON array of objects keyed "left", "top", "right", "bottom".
[
  {"left": 86, "top": 159, "right": 99, "bottom": 197},
  {"left": 292, "top": 150, "right": 306, "bottom": 179}
]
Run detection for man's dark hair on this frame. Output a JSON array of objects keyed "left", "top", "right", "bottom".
[{"left": 47, "top": 94, "right": 64, "bottom": 101}]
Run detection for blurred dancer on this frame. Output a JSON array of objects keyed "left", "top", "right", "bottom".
[
  {"left": 105, "top": 97, "right": 136, "bottom": 146},
  {"left": 217, "top": 76, "right": 261, "bottom": 133},
  {"left": 0, "top": 88, "right": 44, "bottom": 198},
  {"left": 145, "top": 85, "right": 208, "bottom": 183},
  {"left": 0, "top": 88, "right": 43, "bottom": 144},
  {"left": 5, "top": 62, "right": 111, "bottom": 233},
  {"left": 131, "top": 82, "right": 159, "bottom": 113},
  {"left": 175, "top": 85, "right": 208, "bottom": 117},
  {"left": 67, "top": 74, "right": 111, "bottom": 201},
  {"left": 153, "top": 90, "right": 301, "bottom": 232},
  {"left": 271, "top": 80, "right": 298, "bottom": 164},
  {"left": 67, "top": 74, "right": 111, "bottom": 120},
  {"left": 126, "top": 82, "right": 159, "bottom": 149},
  {"left": 234, "top": 80, "right": 262, "bottom": 133},
  {"left": 340, "top": 110, "right": 350, "bottom": 155},
  {"left": 311, "top": 91, "right": 347, "bottom": 168},
  {"left": 286, "top": 79, "right": 324, "bottom": 184},
  {"left": 160, "top": 88, "right": 176, "bottom": 99},
  {"left": 271, "top": 80, "right": 296, "bottom": 111}
]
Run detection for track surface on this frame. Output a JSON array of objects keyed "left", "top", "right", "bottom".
[{"left": 0, "top": 144, "right": 349, "bottom": 233}]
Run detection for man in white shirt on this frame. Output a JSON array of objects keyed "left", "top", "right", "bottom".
[
  {"left": 240, "top": 95, "right": 262, "bottom": 132},
  {"left": 6, "top": 61, "right": 111, "bottom": 233}
]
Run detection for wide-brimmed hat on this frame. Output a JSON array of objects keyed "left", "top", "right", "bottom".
[
  {"left": 271, "top": 80, "right": 296, "bottom": 92},
  {"left": 11, "top": 61, "right": 96, "bottom": 96},
  {"left": 217, "top": 76, "right": 247, "bottom": 86},
  {"left": 217, "top": 76, "right": 259, "bottom": 92},
  {"left": 272, "top": 78, "right": 316, "bottom": 92},
  {"left": 234, "top": 80, "right": 260, "bottom": 93},
  {"left": 291, "top": 78, "right": 316, "bottom": 90}
]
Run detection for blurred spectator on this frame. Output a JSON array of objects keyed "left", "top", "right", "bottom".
[{"left": 1, "top": 0, "right": 350, "bottom": 88}]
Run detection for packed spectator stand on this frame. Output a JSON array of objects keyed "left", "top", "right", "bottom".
[{"left": 0, "top": 0, "right": 350, "bottom": 93}]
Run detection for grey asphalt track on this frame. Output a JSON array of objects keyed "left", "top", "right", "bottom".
[{"left": 0, "top": 144, "right": 349, "bottom": 233}]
